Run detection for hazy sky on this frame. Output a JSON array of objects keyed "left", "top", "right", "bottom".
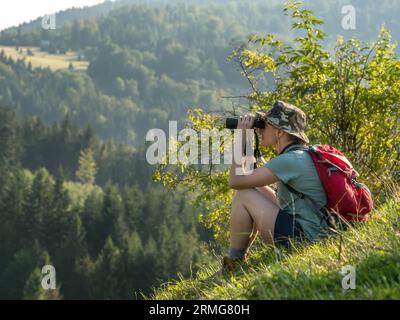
[{"left": 0, "top": 0, "right": 107, "bottom": 31}]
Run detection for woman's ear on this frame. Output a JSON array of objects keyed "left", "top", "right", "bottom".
[{"left": 275, "top": 128, "right": 284, "bottom": 139}]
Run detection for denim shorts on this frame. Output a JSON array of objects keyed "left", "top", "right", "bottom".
[{"left": 274, "top": 209, "right": 306, "bottom": 247}]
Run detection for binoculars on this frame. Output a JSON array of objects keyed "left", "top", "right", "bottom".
[{"left": 224, "top": 115, "right": 266, "bottom": 129}]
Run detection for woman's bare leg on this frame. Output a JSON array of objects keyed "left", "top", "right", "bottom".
[
  {"left": 229, "top": 193, "right": 254, "bottom": 250},
  {"left": 244, "top": 186, "right": 278, "bottom": 248},
  {"left": 230, "top": 188, "right": 280, "bottom": 252}
]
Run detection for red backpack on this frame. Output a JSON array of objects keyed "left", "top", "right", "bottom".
[{"left": 285, "top": 144, "right": 374, "bottom": 223}]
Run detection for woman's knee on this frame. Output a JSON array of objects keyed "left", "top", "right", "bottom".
[
  {"left": 234, "top": 188, "right": 276, "bottom": 207},
  {"left": 256, "top": 186, "right": 280, "bottom": 207},
  {"left": 233, "top": 188, "right": 254, "bottom": 202}
]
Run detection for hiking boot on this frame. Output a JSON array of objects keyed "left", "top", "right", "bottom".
[{"left": 221, "top": 256, "right": 245, "bottom": 273}]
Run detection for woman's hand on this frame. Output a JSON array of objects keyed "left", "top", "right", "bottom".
[
  {"left": 232, "top": 114, "right": 254, "bottom": 163},
  {"left": 237, "top": 114, "right": 254, "bottom": 131},
  {"left": 236, "top": 114, "right": 255, "bottom": 154}
]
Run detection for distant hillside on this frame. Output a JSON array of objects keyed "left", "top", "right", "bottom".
[
  {"left": 0, "top": 1, "right": 289, "bottom": 146},
  {"left": 1, "top": 0, "right": 269, "bottom": 35},
  {"left": 0, "top": 0, "right": 399, "bottom": 147}
]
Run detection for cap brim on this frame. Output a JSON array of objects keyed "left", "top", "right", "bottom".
[{"left": 289, "top": 131, "right": 309, "bottom": 144}]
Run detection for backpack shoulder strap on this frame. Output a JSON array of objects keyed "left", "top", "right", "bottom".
[
  {"left": 282, "top": 180, "right": 328, "bottom": 227},
  {"left": 279, "top": 144, "right": 311, "bottom": 200},
  {"left": 283, "top": 182, "right": 306, "bottom": 199}
]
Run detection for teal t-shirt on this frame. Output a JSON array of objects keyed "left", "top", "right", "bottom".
[{"left": 264, "top": 144, "right": 329, "bottom": 241}]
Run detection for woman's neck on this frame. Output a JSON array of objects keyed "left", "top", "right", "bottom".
[{"left": 276, "top": 141, "right": 299, "bottom": 155}]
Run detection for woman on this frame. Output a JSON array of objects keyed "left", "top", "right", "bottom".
[{"left": 223, "top": 101, "right": 329, "bottom": 271}]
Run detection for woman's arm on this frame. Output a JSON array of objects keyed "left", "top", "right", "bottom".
[
  {"left": 229, "top": 115, "right": 279, "bottom": 190},
  {"left": 229, "top": 166, "right": 278, "bottom": 189}
]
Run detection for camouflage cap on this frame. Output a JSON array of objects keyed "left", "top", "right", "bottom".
[{"left": 260, "top": 101, "right": 309, "bottom": 144}]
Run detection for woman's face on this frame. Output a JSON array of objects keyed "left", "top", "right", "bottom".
[{"left": 258, "top": 123, "right": 278, "bottom": 147}]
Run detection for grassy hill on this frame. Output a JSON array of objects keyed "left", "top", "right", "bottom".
[
  {"left": 149, "top": 187, "right": 400, "bottom": 300},
  {"left": 0, "top": 46, "right": 89, "bottom": 71}
]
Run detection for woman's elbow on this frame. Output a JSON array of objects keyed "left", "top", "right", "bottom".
[
  {"left": 228, "top": 178, "right": 239, "bottom": 190},
  {"left": 229, "top": 178, "right": 245, "bottom": 190}
]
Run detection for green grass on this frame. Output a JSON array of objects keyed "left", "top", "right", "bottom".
[
  {"left": 0, "top": 46, "right": 89, "bottom": 71},
  {"left": 149, "top": 190, "right": 400, "bottom": 300}
]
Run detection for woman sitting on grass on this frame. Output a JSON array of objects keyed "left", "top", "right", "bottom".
[{"left": 224, "top": 101, "right": 329, "bottom": 271}]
